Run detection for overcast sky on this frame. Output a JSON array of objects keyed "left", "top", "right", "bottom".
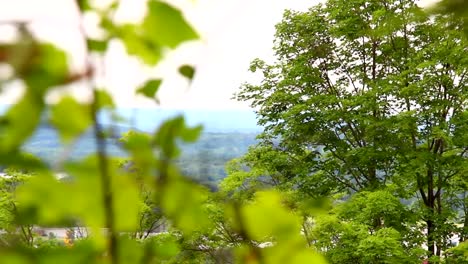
[{"left": 0, "top": 0, "right": 438, "bottom": 109}]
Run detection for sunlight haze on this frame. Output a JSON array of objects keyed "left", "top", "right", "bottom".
[{"left": 0, "top": 0, "right": 437, "bottom": 109}]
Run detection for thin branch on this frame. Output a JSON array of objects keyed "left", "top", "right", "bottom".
[{"left": 72, "top": 0, "right": 118, "bottom": 262}]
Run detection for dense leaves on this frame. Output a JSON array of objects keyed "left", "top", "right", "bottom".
[{"left": 230, "top": 0, "right": 468, "bottom": 262}]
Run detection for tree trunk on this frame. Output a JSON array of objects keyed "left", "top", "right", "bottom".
[
  {"left": 427, "top": 219, "right": 435, "bottom": 259},
  {"left": 427, "top": 166, "right": 436, "bottom": 259},
  {"left": 461, "top": 201, "right": 468, "bottom": 242}
]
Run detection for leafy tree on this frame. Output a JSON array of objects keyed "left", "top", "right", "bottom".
[
  {"left": 308, "top": 190, "right": 425, "bottom": 263},
  {"left": 231, "top": 0, "right": 468, "bottom": 262},
  {"left": 0, "top": 169, "right": 34, "bottom": 246}
]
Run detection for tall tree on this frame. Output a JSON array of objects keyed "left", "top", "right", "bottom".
[{"left": 232, "top": 0, "right": 468, "bottom": 261}]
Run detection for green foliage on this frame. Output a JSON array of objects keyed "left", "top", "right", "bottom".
[
  {"left": 431, "top": 0, "right": 468, "bottom": 36},
  {"left": 145, "top": 233, "right": 181, "bottom": 260},
  {"left": 230, "top": 0, "right": 468, "bottom": 262},
  {"left": 0, "top": 171, "right": 30, "bottom": 234},
  {"left": 95, "top": 90, "right": 115, "bottom": 110},
  {"left": 106, "top": 0, "right": 198, "bottom": 66},
  {"left": 136, "top": 79, "right": 162, "bottom": 101},
  {"left": 445, "top": 241, "right": 468, "bottom": 264},
  {"left": 178, "top": 65, "right": 196, "bottom": 82},
  {"left": 0, "top": 0, "right": 243, "bottom": 262},
  {"left": 50, "top": 97, "right": 92, "bottom": 143},
  {"left": 0, "top": 93, "right": 44, "bottom": 153},
  {"left": 4, "top": 0, "right": 467, "bottom": 263},
  {"left": 117, "top": 24, "right": 162, "bottom": 65},
  {"left": 143, "top": 1, "right": 199, "bottom": 49},
  {"left": 153, "top": 116, "right": 203, "bottom": 158},
  {"left": 76, "top": 0, "right": 91, "bottom": 12},
  {"left": 309, "top": 200, "right": 424, "bottom": 264},
  {"left": 87, "top": 39, "right": 108, "bottom": 53},
  {"left": 357, "top": 228, "right": 410, "bottom": 264},
  {"left": 335, "top": 190, "right": 410, "bottom": 231},
  {"left": 233, "top": 191, "right": 327, "bottom": 264}
]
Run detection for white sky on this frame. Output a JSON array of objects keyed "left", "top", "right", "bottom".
[{"left": 0, "top": 0, "right": 438, "bottom": 109}]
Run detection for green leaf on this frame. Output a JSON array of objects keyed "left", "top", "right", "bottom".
[
  {"left": 95, "top": 89, "right": 115, "bottom": 109},
  {"left": 87, "top": 39, "right": 108, "bottom": 52},
  {"left": 112, "top": 167, "right": 140, "bottom": 231},
  {"left": 153, "top": 116, "right": 203, "bottom": 159},
  {"left": 118, "top": 236, "right": 144, "bottom": 263},
  {"left": 136, "top": 79, "right": 162, "bottom": 99},
  {"left": 161, "top": 175, "right": 211, "bottom": 234},
  {"left": 241, "top": 191, "right": 302, "bottom": 241},
  {"left": 16, "top": 171, "right": 72, "bottom": 225},
  {"left": 143, "top": 0, "right": 199, "bottom": 49},
  {"left": 119, "top": 24, "right": 162, "bottom": 65},
  {"left": 178, "top": 65, "right": 196, "bottom": 81},
  {"left": 180, "top": 124, "right": 203, "bottom": 143},
  {"left": 121, "top": 131, "right": 155, "bottom": 174},
  {"left": 76, "top": 0, "right": 92, "bottom": 11},
  {"left": 116, "top": 0, "right": 198, "bottom": 65},
  {"left": 49, "top": 97, "right": 92, "bottom": 143},
  {"left": 23, "top": 43, "right": 69, "bottom": 91},
  {"left": 0, "top": 92, "right": 44, "bottom": 153}
]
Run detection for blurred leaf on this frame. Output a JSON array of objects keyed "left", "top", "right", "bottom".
[
  {"left": 22, "top": 43, "right": 69, "bottom": 91},
  {"left": 95, "top": 89, "right": 115, "bottom": 109},
  {"left": 231, "top": 191, "right": 327, "bottom": 264},
  {"left": 87, "top": 39, "right": 108, "bottom": 53},
  {"left": 118, "top": 24, "right": 162, "bottom": 65},
  {"left": 146, "top": 233, "right": 180, "bottom": 260},
  {"left": 153, "top": 116, "right": 202, "bottom": 159},
  {"left": 65, "top": 157, "right": 140, "bottom": 231},
  {"left": 241, "top": 191, "right": 301, "bottom": 241},
  {"left": 118, "top": 236, "right": 143, "bottom": 263},
  {"left": 136, "top": 79, "right": 162, "bottom": 99},
  {"left": 178, "top": 65, "right": 196, "bottom": 81},
  {"left": 0, "top": 152, "right": 45, "bottom": 174},
  {"left": 180, "top": 124, "right": 203, "bottom": 143},
  {"left": 0, "top": 92, "right": 43, "bottom": 153},
  {"left": 50, "top": 97, "right": 92, "bottom": 143},
  {"left": 62, "top": 157, "right": 105, "bottom": 229},
  {"left": 16, "top": 171, "right": 71, "bottom": 225},
  {"left": 0, "top": 253, "right": 29, "bottom": 264},
  {"left": 121, "top": 131, "right": 155, "bottom": 174},
  {"left": 143, "top": 0, "right": 199, "bottom": 49},
  {"left": 115, "top": 1, "right": 198, "bottom": 65},
  {"left": 112, "top": 169, "right": 140, "bottom": 231},
  {"left": 431, "top": 0, "right": 468, "bottom": 17},
  {"left": 431, "top": 0, "right": 468, "bottom": 36},
  {"left": 76, "top": 0, "right": 92, "bottom": 11},
  {"left": 161, "top": 174, "right": 211, "bottom": 234},
  {"left": 264, "top": 246, "right": 327, "bottom": 264}
]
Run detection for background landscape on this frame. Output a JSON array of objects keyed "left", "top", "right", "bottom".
[{"left": 20, "top": 108, "right": 260, "bottom": 186}]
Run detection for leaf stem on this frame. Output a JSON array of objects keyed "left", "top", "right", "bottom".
[{"left": 91, "top": 90, "right": 119, "bottom": 264}]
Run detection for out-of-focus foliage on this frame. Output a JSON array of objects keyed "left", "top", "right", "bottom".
[
  {"left": 0, "top": 0, "right": 326, "bottom": 264},
  {"left": 432, "top": 0, "right": 468, "bottom": 35}
]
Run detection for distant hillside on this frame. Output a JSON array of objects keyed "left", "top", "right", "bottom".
[
  {"left": 22, "top": 123, "right": 258, "bottom": 185},
  {"left": 23, "top": 123, "right": 126, "bottom": 160},
  {"left": 0, "top": 106, "right": 261, "bottom": 183}
]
